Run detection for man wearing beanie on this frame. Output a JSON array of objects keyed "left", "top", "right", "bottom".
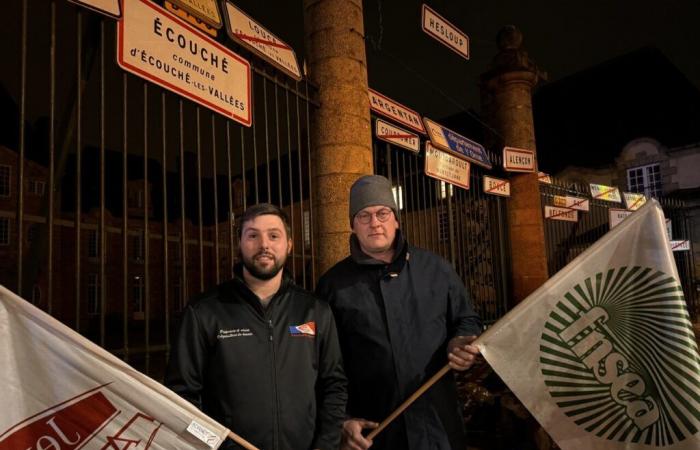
[{"left": 316, "top": 175, "right": 482, "bottom": 450}]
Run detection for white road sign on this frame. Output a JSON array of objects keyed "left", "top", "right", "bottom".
[
  {"left": 117, "top": 0, "right": 251, "bottom": 125},
  {"left": 545, "top": 206, "right": 578, "bottom": 222},
  {"left": 538, "top": 172, "right": 552, "bottom": 184},
  {"left": 503, "top": 147, "right": 536, "bottom": 172},
  {"left": 69, "top": 0, "right": 121, "bottom": 18},
  {"left": 424, "top": 142, "right": 470, "bottom": 190},
  {"left": 223, "top": 1, "right": 301, "bottom": 80},
  {"left": 483, "top": 176, "right": 510, "bottom": 197},
  {"left": 609, "top": 208, "right": 633, "bottom": 229},
  {"left": 375, "top": 119, "right": 420, "bottom": 153},
  {"left": 553, "top": 195, "right": 590, "bottom": 212},
  {"left": 421, "top": 4, "right": 469, "bottom": 60},
  {"left": 169, "top": 0, "right": 222, "bottom": 28},
  {"left": 590, "top": 183, "right": 622, "bottom": 203},
  {"left": 623, "top": 192, "right": 646, "bottom": 211},
  {"left": 670, "top": 240, "right": 690, "bottom": 252},
  {"left": 368, "top": 88, "right": 426, "bottom": 134}
]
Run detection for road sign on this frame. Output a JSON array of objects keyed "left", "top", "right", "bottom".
[
  {"left": 590, "top": 183, "right": 621, "bottom": 203},
  {"left": 165, "top": 1, "right": 218, "bottom": 37},
  {"left": 424, "top": 142, "right": 470, "bottom": 190},
  {"left": 609, "top": 208, "right": 632, "bottom": 229},
  {"left": 369, "top": 89, "right": 425, "bottom": 134},
  {"left": 117, "top": 0, "right": 251, "bottom": 125},
  {"left": 375, "top": 119, "right": 420, "bottom": 153},
  {"left": 423, "top": 117, "right": 491, "bottom": 169},
  {"left": 538, "top": 172, "right": 552, "bottom": 184},
  {"left": 623, "top": 192, "right": 646, "bottom": 211},
  {"left": 168, "top": 0, "right": 222, "bottom": 28},
  {"left": 503, "top": 147, "right": 535, "bottom": 172},
  {"left": 483, "top": 176, "right": 510, "bottom": 197},
  {"left": 553, "top": 195, "right": 589, "bottom": 212},
  {"left": 545, "top": 206, "right": 578, "bottom": 222},
  {"left": 68, "top": 0, "right": 120, "bottom": 18},
  {"left": 421, "top": 4, "right": 469, "bottom": 60},
  {"left": 670, "top": 240, "right": 690, "bottom": 252},
  {"left": 666, "top": 219, "right": 673, "bottom": 241},
  {"left": 223, "top": 1, "right": 301, "bottom": 80}
]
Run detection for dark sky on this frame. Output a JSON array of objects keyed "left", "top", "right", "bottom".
[{"left": 235, "top": 0, "right": 700, "bottom": 120}]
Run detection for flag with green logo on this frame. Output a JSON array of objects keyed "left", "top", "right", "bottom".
[{"left": 476, "top": 200, "right": 700, "bottom": 449}]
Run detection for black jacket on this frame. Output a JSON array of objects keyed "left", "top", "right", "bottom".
[
  {"left": 166, "top": 267, "right": 347, "bottom": 450},
  {"left": 316, "top": 232, "right": 482, "bottom": 450}
]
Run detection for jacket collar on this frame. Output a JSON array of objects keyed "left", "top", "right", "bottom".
[
  {"left": 350, "top": 229, "right": 409, "bottom": 274},
  {"left": 226, "top": 263, "right": 293, "bottom": 311}
]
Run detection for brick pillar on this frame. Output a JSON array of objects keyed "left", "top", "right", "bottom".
[
  {"left": 481, "top": 26, "right": 548, "bottom": 303},
  {"left": 303, "top": 0, "right": 373, "bottom": 276}
]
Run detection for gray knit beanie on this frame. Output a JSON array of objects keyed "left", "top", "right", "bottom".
[{"left": 349, "top": 175, "right": 398, "bottom": 224}]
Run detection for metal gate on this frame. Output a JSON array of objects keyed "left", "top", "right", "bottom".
[
  {"left": 0, "top": 0, "right": 317, "bottom": 379},
  {"left": 371, "top": 123, "right": 511, "bottom": 325}
]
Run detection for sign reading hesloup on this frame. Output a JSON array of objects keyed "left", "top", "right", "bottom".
[
  {"left": 421, "top": 4, "right": 469, "bottom": 60},
  {"left": 375, "top": 119, "right": 420, "bottom": 153},
  {"left": 368, "top": 89, "right": 426, "bottom": 134},
  {"left": 423, "top": 117, "right": 491, "bottom": 169},
  {"left": 223, "top": 1, "right": 301, "bottom": 81},
  {"left": 117, "top": 0, "right": 251, "bottom": 125},
  {"left": 424, "top": 142, "right": 470, "bottom": 190}
]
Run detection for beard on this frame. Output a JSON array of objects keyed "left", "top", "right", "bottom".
[{"left": 242, "top": 250, "right": 287, "bottom": 281}]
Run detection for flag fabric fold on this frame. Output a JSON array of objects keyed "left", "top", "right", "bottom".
[
  {"left": 0, "top": 284, "right": 230, "bottom": 449},
  {"left": 476, "top": 200, "right": 700, "bottom": 449}
]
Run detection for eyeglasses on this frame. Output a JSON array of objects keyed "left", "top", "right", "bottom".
[{"left": 355, "top": 208, "right": 393, "bottom": 224}]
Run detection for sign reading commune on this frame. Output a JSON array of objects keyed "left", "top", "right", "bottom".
[{"left": 117, "top": 0, "right": 251, "bottom": 125}]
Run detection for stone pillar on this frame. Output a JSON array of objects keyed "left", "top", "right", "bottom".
[
  {"left": 481, "top": 26, "right": 549, "bottom": 303},
  {"left": 303, "top": 0, "right": 373, "bottom": 277}
]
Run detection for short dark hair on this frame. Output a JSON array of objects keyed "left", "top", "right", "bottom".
[{"left": 237, "top": 203, "right": 292, "bottom": 239}]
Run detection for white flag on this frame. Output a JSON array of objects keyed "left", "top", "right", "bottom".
[
  {"left": 0, "top": 284, "right": 229, "bottom": 449},
  {"left": 476, "top": 200, "right": 700, "bottom": 449}
]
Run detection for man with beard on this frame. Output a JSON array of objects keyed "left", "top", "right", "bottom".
[
  {"left": 166, "top": 203, "right": 347, "bottom": 450},
  {"left": 316, "top": 175, "right": 481, "bottom": 450}
]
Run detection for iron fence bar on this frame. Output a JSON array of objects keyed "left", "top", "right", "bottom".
[
  {"left": 99, "top": 19, "right": 106, "bottom": 347},
  {"left": 283, "top": 86, "right": 296, "bottom": 278},
  {"left": 304, "top": 79, "right": 316, "bottom": 287},
  {"left": 143, "top": 82, "right": 151, "bottom": 375},
  {"left": 275, "top": 83, "right": 283, "bottom": 212},
  {"left": 294, "top": 82, "right": 306, "bottom": 287},
  {"left": 161, "top": 92, "right": 170, "bottom": 361},
  {"left": 211, "top": 115, "right": 220, "bottom": 285},
  {"left": 16, "top": 0, "right": 27, "bottom": 295},
  {"left": 251, "top": 65, "right": 318, "bottom": 107},
  {"left": 420, "top": 159, "right": 430, "bottom": 251},
  {"left": 196, "top": 108, "right": 204, "bottom": 292},
  {"left": 122, "top": 73, "right": 129, "bottom": 361},
  {"left": 251, "top": 75, "right": 259, "bottom": 204},
  {"left": 48, "top": 0, "right": 56, "bottom": 314},
  {"left": 240, "top": 126, "right": 247, "bottom": 211},
  {"left": 263, "top": 77, "right": 271, "bottom": 203},
  {"left": 225, "top": 122, "right": 234, "bottom": 280},
  {"left": 399, "top": 151, "right": 411, "bottom": 241},
  {"left": 75, "top": 10, "right": 83, "bottom": 331},
  {"left": 178, "top": 100, "right": 188, "bottom": 304}
]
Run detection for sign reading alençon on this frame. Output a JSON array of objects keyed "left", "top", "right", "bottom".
[
  {"left": 503, "top": 146, "right": 536, "bottom": 172},
  {"left": 421, "top": 4, "right": 469, "bottom": 60},
  {"left": 424, "top": 142, "right": 470, "bottom": 190},
  {"left": 368, "top": 89, "right": 426, "bottom": 134},
  {"left": 223, "top": 1, "right": 301, "bottom": 80},
  {"left": 117, "top": 0, "right": 251, "bottom": 125}
]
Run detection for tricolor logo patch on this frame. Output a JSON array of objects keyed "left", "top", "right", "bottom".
[{"left": 289, "top": 321, "right": 316, "bottom": 337}]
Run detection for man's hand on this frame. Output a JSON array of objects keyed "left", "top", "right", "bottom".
[
  {"left": 447, "top": 335, "right": 480, "bottom": 371},
  {"left": 340, "top": 418, "right": 378, "bottom": 450}
]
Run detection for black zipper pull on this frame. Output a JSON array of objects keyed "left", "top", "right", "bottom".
[{"left": 268, "top": 319, "right": 273, "bottom": 342}]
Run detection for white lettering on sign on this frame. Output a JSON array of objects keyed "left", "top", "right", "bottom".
[
  {"left": 482, "top": 176, "right": 510, "bottom": 197},
  {"left": 545, "top": 206, "right": 578, "bottom": 222},
  {"left": 553, "top": 195, "right": 590, "bottom": 212},
  {"left": 368, "top": 89, "right": 426, "bottom": 134},
  {"left": 590, "top": 183, "right": 622, "bottom": 203},
  {"left": 117, "top": 0, "right": 251, "bottom": 125},
  {"left": 223, "top": 2, "right": 301, "bottom": 80},
  {"left": 421, "top": 4, "right": 469, "bottom": 60},
  {"left": 375, "top": 119, "right": 420, "bottom": 153},
  {"left": 609, "top": 208, "right": 632, "bottom": 229},
  {"left": 503, "top": 147, "right": 535, "bottom": 172},
  {"left": 424, "top": 142, "right": 470, "bottom": 190}
]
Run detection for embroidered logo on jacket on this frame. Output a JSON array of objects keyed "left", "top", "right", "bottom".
[{"left": 288, "top": 322, "right": 315, "bottom": 337}]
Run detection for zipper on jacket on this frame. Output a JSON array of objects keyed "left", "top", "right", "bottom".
[{"left": 268, "top": 317, "right": 281, "bottom": 450}]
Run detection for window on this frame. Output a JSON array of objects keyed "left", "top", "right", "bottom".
[
  {"left": 0, "top": 217, "right": 9, "bottom": 245},
  {"left": 87, "top": 273, "right": 100, "bottom": 315},
  {"left": 0, "top": 165, "right": 10, "bottom": 197},
  {"left": 27, "top": 179, "right": 45, "bottom": 196},
  {"left": 87, "top": 229, "right": 99, "bottom": 258},
  {"left": 133, "top": 276, "right": 144, "bottom": 313},
  {"left": 627, "top": 164, "right": 661, "bottom": 198}
]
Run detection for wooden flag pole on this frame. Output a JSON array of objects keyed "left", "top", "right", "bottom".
[
  {"left": 227, "top": 431, "right": 260, "bottom": 450},
  {"left": 366, "top": 364, "right": 451, "bottom": 440}
]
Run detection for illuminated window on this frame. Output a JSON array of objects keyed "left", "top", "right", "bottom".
[{"left": 627, "top": 164, "right": 661, "bottom": 198}]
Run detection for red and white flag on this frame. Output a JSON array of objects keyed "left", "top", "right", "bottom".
[{"left": 0, "top": 284, "right": 230, "bottom": 450}]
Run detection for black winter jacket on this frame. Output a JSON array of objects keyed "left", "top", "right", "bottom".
[
  {"left": 316, "top": 232, "right": 482, "bottom": 450},
  {"left": 166, "top": 267, "right": 347, "bottom": 450}
]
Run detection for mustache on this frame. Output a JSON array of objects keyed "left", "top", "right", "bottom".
[{"left": 254, "top": 251, "right": 276, "bottom": 260}]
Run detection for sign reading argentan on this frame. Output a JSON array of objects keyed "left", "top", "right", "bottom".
[
  {"left": 421, "top": 4, "right": 469, "bottom": 60},
  {"left": 368, "top": 89, "right": 426, "bottom": 134},
  {"left": 424, "top": 142, "right": 470, "bottom": 190},
  {"left": 375, "top": 119, "right": 420, "bottom": 153},
  {"left": 117, "top": 0, "right": 251, "bottom": 125},
  {"left": 423, "top": 117, "right": 491, "bottom": 169},
  {"left": 223, "top": 1, "right": 301, "bottom": 80}
]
